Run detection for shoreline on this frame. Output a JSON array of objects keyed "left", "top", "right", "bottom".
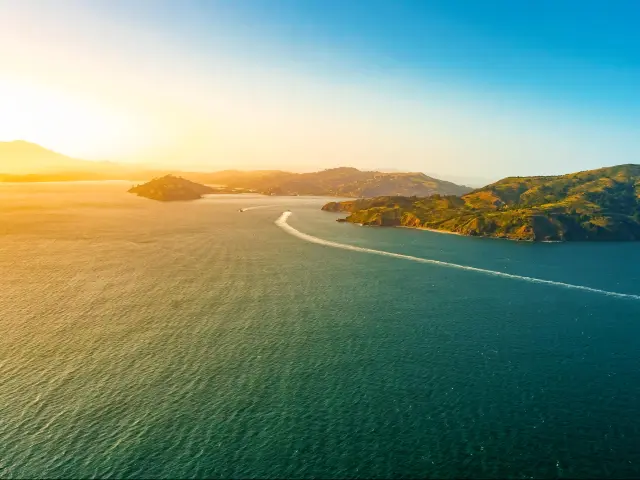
[
  {"left": 397, "top": 225, "right": 463, "bottom": 236},
  {"left": 398, "top": 225, "right": 568, "bottom": 243},
  {"left": 353, "top": 222, "right": 566, "bottom": 243}
]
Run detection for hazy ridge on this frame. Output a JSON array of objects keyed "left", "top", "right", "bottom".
[{"left": 0, "top": 141, "right": 471, "bottom": 198}]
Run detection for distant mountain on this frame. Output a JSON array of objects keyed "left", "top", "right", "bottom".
[
  {"left": 323, "top": 164, "right": 640, "bottom": 241},
  {"left": 192, "top": 167, "right": 471, "bottom": 197},
  {"left": 0, "top": 141, "right": 193, "bottom": 181},
  {"left": 0, "top": 141, "right": 105, "bottom": 174},
  {"left": 128, "top": 175, "right": 215, "bottom": 201},
  {"left": 424, "top": 172, "right": 495, "bottom": 188},
  {"left": 377, "top": 169, "right": 492, "bottom": 187},
  {"left": 0, "top": 142, "right": 470, "bottom": 197}
]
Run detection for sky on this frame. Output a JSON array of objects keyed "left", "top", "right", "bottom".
[{"left": 1, "top": 0, "right": 639, "bottom": 182}]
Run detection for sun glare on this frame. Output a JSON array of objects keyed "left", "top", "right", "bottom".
[{"left": 0, "top": 76, "right": 158, "bottom": 160}]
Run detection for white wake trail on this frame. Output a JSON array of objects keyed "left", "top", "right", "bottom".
[
  {"left": 275, "top": 212, "right": 640, "bottom": 301},
  {"left": 241, "top": 205, "right": 281, "bottom": 212}
]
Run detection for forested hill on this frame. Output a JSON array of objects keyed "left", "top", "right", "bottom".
[{"left": 323, "top": 164, "right": 640, "bottom": 241}]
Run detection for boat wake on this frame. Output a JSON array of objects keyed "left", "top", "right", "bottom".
[
  {"left": 240, "top": 205, "right": 281, "bottom": 212},
  {"left": 275, "top": 211, "right": 640, "bottom": 301}
]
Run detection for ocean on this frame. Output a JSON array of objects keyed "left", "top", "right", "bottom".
[{"left": 2, "top": 181, "right": 640, "bottom": 478}]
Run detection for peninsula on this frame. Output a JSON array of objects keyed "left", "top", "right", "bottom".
[{"left": 323, "top": 164, "right": 640, "bottom": 241}]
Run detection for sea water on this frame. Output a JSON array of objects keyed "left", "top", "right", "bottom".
[{"left": 2, "top": 182, "right": 640, "bottom": 478}]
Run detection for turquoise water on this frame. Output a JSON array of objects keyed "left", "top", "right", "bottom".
[{"left": 2, "top": 182, "right": 640, "bottom": 478}]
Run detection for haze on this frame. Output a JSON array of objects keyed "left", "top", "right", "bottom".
[{"left": 1, "top": 0, "right": 640, "bottom": 181}]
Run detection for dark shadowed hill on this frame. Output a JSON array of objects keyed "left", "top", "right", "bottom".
[
  {"left": 323, "top": 164, "right": 640, "bottom": 241},
  {"left": 128, "top": 175, "right": 215, "bottom": 201}
]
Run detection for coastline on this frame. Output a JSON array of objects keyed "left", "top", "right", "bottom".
[
  {"left": 397, "top": 225, "right": 462, "bottom": 236},
  {"left": 353, "top": 222, "right": 562, "bottom": 243},
  {"left": 398, "top": 224, "right": 569, "bottom": 243}
]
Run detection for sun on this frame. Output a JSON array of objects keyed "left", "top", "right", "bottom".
[{"left": 0, "top": 76, "right": 161, "bottom": 161}]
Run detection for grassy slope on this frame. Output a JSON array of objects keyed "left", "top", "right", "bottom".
[{"left": 323, "top": 165, "right": 640, "bottom": 241}]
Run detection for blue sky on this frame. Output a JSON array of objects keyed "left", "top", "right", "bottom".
[{"left": 1, "top": 0, "right": 639, "bottom": 183}]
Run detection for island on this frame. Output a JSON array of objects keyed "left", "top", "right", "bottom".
[
  {"left": 323, "top": 164, "right": 640, "bottom": 241},
  {"left": 128, "top": 174, "right": 216, "bottom": 201}
]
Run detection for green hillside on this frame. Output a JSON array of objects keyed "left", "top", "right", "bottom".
[{"left": 323, "top": 165, "right": 640, "bottom": 241}]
